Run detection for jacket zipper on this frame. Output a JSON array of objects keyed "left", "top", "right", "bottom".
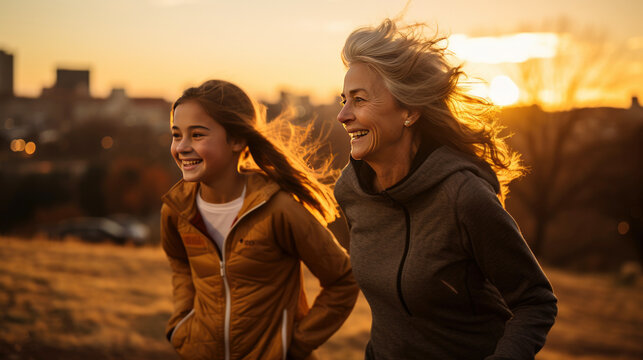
[
  {"left": 281, "top": 309, "right": 288, "bottom": 360},
  {"left": 220, "top": 201, "right": 268, "bottom": 360},
  {"left": 383, "top": 192, "right": 413, "bottom": 316}
]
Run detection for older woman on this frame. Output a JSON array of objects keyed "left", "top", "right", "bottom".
[{"left": 334, "top": 19, "right": 557, "bottom": 360}]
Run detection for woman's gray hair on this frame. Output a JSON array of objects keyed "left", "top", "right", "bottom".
[{"left": 341, "top": 19, "right": 525, "bottom": 200}]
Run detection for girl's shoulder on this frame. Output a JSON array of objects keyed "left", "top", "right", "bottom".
[
  {"left": 263, "top": 190, "right": 323, "bottom": 230},
  {"left": 244, "top": 173, "right": 306, "bottom": 217},
  {"left": 161, "top": 180, "right": 199, "bottom": 218}
]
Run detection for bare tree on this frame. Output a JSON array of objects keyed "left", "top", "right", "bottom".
[
  {"left": 503, "top": 20, "right": 640, "bottom": 263},
  {"left": 514, "top": 18, "right": 632, "bottom": 110}
]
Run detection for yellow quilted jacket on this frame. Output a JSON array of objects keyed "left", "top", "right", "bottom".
[{"left": 161, "top": 173, "right": 358, "bottom": 360}]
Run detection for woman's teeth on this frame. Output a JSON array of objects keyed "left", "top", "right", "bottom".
[{"left": 350, "top": 130, "right": 369, "bottom": 140}]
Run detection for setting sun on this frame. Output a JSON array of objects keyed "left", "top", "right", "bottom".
[{"left": 489, "top": 75, "right": 520, "bottom": 106}]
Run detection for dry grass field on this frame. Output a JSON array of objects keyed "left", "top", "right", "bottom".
[{"left": 1, "top": 237, "right": 642, "bottom": 360}]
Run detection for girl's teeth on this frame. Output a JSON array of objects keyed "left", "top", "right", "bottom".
[{"left": 183, "top": 160, "right": 201, "bottom": 165}]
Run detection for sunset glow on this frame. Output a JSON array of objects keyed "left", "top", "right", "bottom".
[
  {"left": 449, "top": 33, "right": 559, "bottom": 64},
  {"left": 489, "top": 76, "right": 520, "bottom": 106},
  {"left": 0, "top": 0, "right": 640, "bottom": 107}
]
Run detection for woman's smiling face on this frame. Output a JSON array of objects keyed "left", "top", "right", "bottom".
[{"left": 337, "top": 62, "right": 411, "bottom": 163}]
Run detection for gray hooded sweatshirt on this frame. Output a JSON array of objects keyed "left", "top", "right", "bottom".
[{"left": 334, "top": 145, "right": 557, "bottom": 360}]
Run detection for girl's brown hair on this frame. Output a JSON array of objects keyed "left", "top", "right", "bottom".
[{"left": 172, "top": 80, "right": 338, "bottom": 225}]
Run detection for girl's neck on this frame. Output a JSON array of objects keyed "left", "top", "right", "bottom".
[{"left": 200, "top": 171, "right": 247, "bottom": 204}]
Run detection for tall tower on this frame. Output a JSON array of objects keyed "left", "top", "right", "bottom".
[{"left": 0, "top": 50, "right": 14, "bottom": 98}]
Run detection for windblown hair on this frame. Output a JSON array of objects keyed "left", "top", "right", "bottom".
[
  {"left": 171, "top": 80, "right": 338, "bottom": 225},
  {"left": 342, "top": 19, "right": 525, "bottom": 198}
]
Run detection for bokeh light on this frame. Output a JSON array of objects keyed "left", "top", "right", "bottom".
[
  {"left": 24, "top": 141, "right": 36, "bottom": 155},
  {"left": 10, "top": 138, "right": 26, "bottom": 152},
  {"left": 617, "top": 221, "right": 630, "bottom": 235},
  {"left": 101, "top": 136, "right": 114, "bottom": 150}
]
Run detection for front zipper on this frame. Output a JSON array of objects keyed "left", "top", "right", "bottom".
[
  {"left": 220, "top": 201, "right": 268, "bottom": 360},
  {"left": 281, "top": 309, "right": 288, "bottom": 360},
  {"left": 382, "top": 192, "right": 413, "bottom": 316},
  {"left": 171, "top": 199, "right": 268, "bottom": 360}
]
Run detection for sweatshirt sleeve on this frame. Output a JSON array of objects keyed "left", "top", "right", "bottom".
[
  {"left": 160, "top": 203, "right": 196, "bottom": 341},
  {"left": 273, "top": 195, "right": 359, "bottom": 360},
  {"left": 457, "top": 176, "right": 558, "bottom": 360}
]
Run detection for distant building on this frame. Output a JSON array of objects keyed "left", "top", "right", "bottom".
[
  {"left": 263, "top": 91, "right": 313, "bottom": 123},
  {"left": 1, "top": 60, "right": 170, "bottom": 141},
  {"left": 42, "top": 68, "right": 90, "bottom": 98},
  {"left": 72, "top": 88, "right": 170, "bottom": 132},
  {"left": 55, "top": 69, "right": 90, "bottom": 96},
  {"left": 0, "top": 50, "right": 14, "bottom": 98}
]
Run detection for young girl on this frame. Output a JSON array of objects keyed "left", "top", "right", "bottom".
[{"left": 161, "top": 80, "right": 358, "bottom": 360}]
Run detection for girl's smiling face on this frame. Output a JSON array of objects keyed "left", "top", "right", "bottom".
[{"left": 170, "top": 100, "right": 244, "bottom": 185}]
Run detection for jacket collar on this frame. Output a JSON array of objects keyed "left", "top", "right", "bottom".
[{"left": 161, "top": 171, "right": 281, "bottom": 221}]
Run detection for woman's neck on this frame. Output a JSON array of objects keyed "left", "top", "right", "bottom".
[
  {"left": 367, "top": 136, "right": 420, "bottom": 192},
  {"left": 369, "top": 160, "right": 412, "bottom": 192},
  {"left": 200, "top": 171, "right": 247, "bottom": 204}
]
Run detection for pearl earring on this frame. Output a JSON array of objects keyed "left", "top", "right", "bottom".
[{"left": 404, "top": 120, "right": 411, "bottom": 127}]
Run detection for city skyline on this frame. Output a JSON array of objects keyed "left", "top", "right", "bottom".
[{"left": 1, "top": 0, "right": 641, "bottom": 108}]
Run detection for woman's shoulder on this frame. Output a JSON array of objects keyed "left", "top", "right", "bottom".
[
  {"left": 453, "top": 171, "right": 504, "bottom": 223},
  {"left": 424, "top": 164, "right": 487, "bottom": 203},
  {"left": 456, "top": 170, "right": 498, "bottom": 199}
]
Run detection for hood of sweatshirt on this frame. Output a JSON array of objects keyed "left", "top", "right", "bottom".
[{"left": 336, "top": 145, "right": 500, "bottom": 204}]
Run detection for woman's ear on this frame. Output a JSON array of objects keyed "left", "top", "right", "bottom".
[
  {"left": 404, "top": 109, "right": 421, "bottom": 127},
  {"left": 229, "top": 137, "right": 247, "bottom": 152}
]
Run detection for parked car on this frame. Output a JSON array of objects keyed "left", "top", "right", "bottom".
[
  {"left": 108, "top": 214, "right": 151, "bottom": 246},
  {"left": 49, "top": 216, "right": 150, "bottom": 245}
]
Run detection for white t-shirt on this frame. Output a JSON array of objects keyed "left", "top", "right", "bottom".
[{"left": 196, "top": 186, "right": 246, "bottom": 252}]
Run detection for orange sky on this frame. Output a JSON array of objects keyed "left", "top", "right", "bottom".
[{"left": 0, "top": 0, "right": 641, "bottom": 108}]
